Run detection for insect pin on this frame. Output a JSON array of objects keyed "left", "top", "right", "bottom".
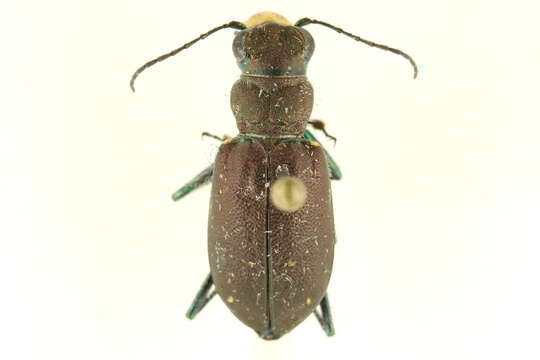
[{"left": 130, "top": 11, "right": 417, "bottom": 340}]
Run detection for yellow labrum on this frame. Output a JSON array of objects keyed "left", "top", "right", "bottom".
[{"left": 245, "top": 12, "right": 292, "bottom": 27}]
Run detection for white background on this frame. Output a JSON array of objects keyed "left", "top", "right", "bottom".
[{"left": 2, "top": 1, "right": 540, "bottom": 359}]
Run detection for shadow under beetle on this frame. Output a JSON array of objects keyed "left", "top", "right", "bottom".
[{"left": 130, "top": 11, "right": 417, "bottom": 340}]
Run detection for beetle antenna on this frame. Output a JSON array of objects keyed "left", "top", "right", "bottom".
[
  {"left": 130, "top": 21, "right": 246, "bottom": 91},
  {"left": 295, "top": 18, "right": 418, "bottom": 79}
]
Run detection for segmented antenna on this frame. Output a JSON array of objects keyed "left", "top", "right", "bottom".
[
  {"left": 295, "top": 18, "right": 418, "bottom": 79},
  {"left": 130, "top": 21, "right": 246, "bottom": 91}
]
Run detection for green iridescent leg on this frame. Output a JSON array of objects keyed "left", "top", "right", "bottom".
[
  {"left": 303, "top": 129, "right": 342, "bottom": 180},
  {"left": 314, "top": 293, "right": 335, "bottom": 336},
  {"left": 186, "top": 273, "right": 216, "bottom": 319},
  {"left": 171, "top": 164, "right": 214, "bottom": 201}
]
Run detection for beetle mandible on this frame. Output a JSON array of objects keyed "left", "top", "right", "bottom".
[{"left": 130, "top": 11, "right": 417, "bottom": 340}]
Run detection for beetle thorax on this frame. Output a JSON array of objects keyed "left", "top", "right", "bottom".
[{"left": 230, "top": 76, "right": 313, "bottom": 137}]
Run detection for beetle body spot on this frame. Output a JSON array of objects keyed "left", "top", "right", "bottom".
[{"left": 270, "top": 176, "right": 307, "bottom": 212}]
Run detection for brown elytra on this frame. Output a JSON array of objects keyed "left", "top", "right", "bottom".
[{"left": 208, "top": 137, "right": 334, "bottom": 338}]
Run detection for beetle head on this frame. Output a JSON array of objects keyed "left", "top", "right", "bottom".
[{"left": 233, "top": 12, "right": 314, "bottom": 76}]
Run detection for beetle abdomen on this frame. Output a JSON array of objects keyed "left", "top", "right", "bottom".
[{"left": 208, "top": 136, "right": 335, "bottom": 338}]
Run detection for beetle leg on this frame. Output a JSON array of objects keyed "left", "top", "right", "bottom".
[
  {"left": 201, "top": 132, "right": 225, "bottom": 142},
  {"left": 303, "top": 129, "right": 342, "bottom": 180},
  {"left": 186, "top": 273, "right": 217, "bottom": 319},
  {"left": 313, "top": 293, "right": 335, "bottom": 336},
  {"left": 308, "top": 120, "right": 337, "bottom": 144},
  {"left": 171, "top": 164, "right": 214, "bottom": 201},
  {"left": 201, "top": 132, "right": 232, "bottom": 142},
  {"left": 326, "top": 157, "right": 343, "bottom": 181}
]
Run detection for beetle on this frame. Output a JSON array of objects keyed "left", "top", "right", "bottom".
[{"left": 130, "top": 11, "right": 417, "bottom": 340}]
